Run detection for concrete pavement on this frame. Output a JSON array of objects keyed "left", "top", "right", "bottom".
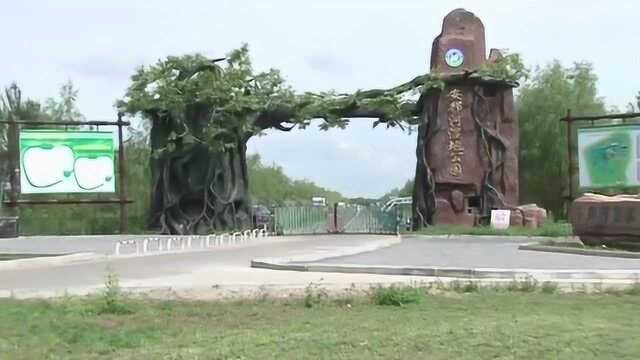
[
  {"left": 0, "top": 234, "right": 140, "bottom": 255},
  {"left": 3, "top": 234, "right": 640, "bottom": 299},
  {"left": 307, "top": 235, "right": 640, "bottom": 269},
  {"left": 0, "top": 234, "right": 423, "bottom": 298}
]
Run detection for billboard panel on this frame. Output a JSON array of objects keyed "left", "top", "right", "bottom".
[
  {"left": 577, "top": 125, "right": 640, "bottom": 189},
  {"left": 19, "top": 130, "right": 115, "bottom": 194}
]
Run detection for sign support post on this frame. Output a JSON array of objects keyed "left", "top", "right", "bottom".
[{"left": 117, "top": 113, "right": 128, "bottom": 234}]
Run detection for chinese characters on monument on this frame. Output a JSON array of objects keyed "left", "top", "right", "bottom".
[{"left": 447, "top": 88, "right": 464, "bottom": 177}]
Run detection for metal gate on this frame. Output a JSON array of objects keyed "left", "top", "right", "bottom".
[{"left": 274, "top": 205, "right": 398, "bottom": 235}]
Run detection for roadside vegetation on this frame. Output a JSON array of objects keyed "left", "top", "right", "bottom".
[
  {"left": 1, "top": 282, "right": 640, "bottom": 359},
  {"left": 413, "top": 222, "right": 573, "bottom": 237},
  {"left": 247, "top": 154, "right": 344, "bottom": 207}
]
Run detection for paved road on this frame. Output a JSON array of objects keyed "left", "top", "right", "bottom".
[
  {"left": 0, "top": 235, "right": 142, "bottom": 255},
  {"left": 4, "top": 234, "right": 640, "bottom": 299},
  {"left": 310, "top": 235, "right": 640, "bottom": 269},
  {"left": 0, "top": 234, "right": 420, "bottom": 298}
]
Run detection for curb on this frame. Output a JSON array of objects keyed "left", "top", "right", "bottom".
[
  {"left": 0, "top": 252, "right": 105, "bottom": 271},
  {"left": 519, "top": 244, "right": 640, "bottom": 259},
  {"left": 250, "top": 261, "right": 640, "bottom": 280},
  {"left": 252, "top": 234, "right": 402, "bottom": 265},
  {"left": 404, "top": 234, "right": 580, "bottom": 243}
]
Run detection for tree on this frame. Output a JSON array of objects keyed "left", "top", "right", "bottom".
[
  {"left": 628, "top": 91, "right": 640, "bottom": 112},
  {"left": 517, "top": 61, "right": 606, "bottom": 218},
  {"left": 380, "top": 179, "right": 414, "bottom": 201},
  {"left": 118, "top": 45, "right": 437, "bottom": 234},
  {"left": 43, "top": 80, "right": 85, "bottom": 123},
  {"left": 247, "top": 153, "right": 343, "bottom": 206}
]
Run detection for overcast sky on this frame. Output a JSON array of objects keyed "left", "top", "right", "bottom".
[{"left": 2, "top": 1, "right": 638, "bottom": 197}]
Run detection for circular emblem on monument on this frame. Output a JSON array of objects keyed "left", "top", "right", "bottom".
[{"left": 444, "top": 48, "right": 464, "bottom": 68}]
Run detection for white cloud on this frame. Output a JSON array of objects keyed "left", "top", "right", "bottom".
[{"left": 2, "top": 0, "right": 639, "bottom": 196}]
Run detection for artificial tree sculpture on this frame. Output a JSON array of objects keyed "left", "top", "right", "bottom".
[
  {"left": 119, "top": 46, "right": 433, "bottom": 234},
  {"left": 119, "top": 9, "right": 526, "bottom": 235}
]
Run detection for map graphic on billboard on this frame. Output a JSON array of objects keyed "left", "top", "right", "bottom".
[
  {"left": 577, "top": 125, "right": 640, "bottom": 189},
  {"left": 19, "top": 130, "right": 115, "bottom": 194}
]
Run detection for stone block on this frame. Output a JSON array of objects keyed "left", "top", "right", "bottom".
[{"left": 570, "top": 193, "right": 640, "bottom": 249}]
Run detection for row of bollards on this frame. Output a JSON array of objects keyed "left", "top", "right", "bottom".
[{"left": 114, "top": 227, "right": 269, "bottom": 256}]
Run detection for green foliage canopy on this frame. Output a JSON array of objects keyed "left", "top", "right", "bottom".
[
  {"left": 118, "top": 45, "right": 435, "bottom": 153},
  {"left": 518, "top": 61, "right": 606, "bottom": 218},
  {"left": 380, "top": 179, "right": 414, "bottom": 201}
]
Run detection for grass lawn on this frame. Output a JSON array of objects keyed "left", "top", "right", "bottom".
[
  {"left": 1, "top": 287, "right": 639, "bottom": 359},
  {"left": 413, "top": 222, "right": 573, "bottom": 237}
]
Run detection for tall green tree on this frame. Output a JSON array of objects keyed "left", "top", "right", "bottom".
[
  {"left": 629, "top": 91, "right": 640, "bottom": 112},
  {"left": 247, "top": 153, "right": 343, "bottom": 206},
  {"left": 43, "top": 80, "right": 85, "bottom": 122},
  {"left": 518, "top": 61, "right": 606, "bottom": 218},
  {"left": 380, "top": 179, "right": 414, "bottom": 201}
]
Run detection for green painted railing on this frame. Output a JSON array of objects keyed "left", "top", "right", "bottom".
[
  {"left": 341, "top": 205, "right": 398, "bottom": 234},
  {"left": 274, "top": 205, "right": 398, "bottom": 235},
  {"left": 274, "top": 206, "right": 330, "bottom": 235}
]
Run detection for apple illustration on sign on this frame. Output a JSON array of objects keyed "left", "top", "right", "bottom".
[
  {"left": 445, "top": 48, "right": 464, "bottom": 68},
  {"left": 22, "top": 145, "right": 114, "bottom": 191},
  {"left": 74, "top": 156, "right": 114, "bottom": 190},
  {"left": 22, "top": 145, "right": 75, "bottom": 188}
]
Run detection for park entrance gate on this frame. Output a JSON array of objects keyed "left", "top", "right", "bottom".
[{"left": 273, "top": 205, "right": 399, "bottom": 235}]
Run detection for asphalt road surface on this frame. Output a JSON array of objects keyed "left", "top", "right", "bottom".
[
  {"left": 0, "top": 234, "right": 416, "bottom": 298},
  {"left": 311, "top": 235, "right": 640, "bottom": 270}
]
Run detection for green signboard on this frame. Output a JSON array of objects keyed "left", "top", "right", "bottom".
[
  {"left": 577, "top": 125, "right": 640, "bottom": 189},
  {"left": 19, "top": 130, "right": 115, "bottom": 194}
]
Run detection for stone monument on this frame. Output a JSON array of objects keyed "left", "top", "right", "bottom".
[{"left": 413, "top": 9, "right": 524, "bottom": 227}]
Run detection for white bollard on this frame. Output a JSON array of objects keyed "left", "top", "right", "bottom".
[
  {"left": 115, "top": 242, "right": 121, "bottom": 256},
  {"left": 143, "top": 238, "right": 149, "bottom": 253}
]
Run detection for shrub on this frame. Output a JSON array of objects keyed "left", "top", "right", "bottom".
[
  {"left": 97, "top": 270, "right": 133, "bottom": 315},
  {"left": 541, "top": 281, "right": 558, "bottom": 294},
  {"left": 303, "top": 282, "right": 328, "bottom": 308},
  {"left": 623, "top": 283, "right": 640, "bottom": 296},
  {"left": 506, "top": 277, "right": 538, "bottom": 292},
  {"left": 371, "top": 285, "right": 424, "bottom": 306}
]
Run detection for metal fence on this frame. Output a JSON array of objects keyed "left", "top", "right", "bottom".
[
  {"left": 340, "top": 205, "right": 398, "bottom": 234},
  {"left": 274, "top": 206, "right": 330, "bottom": 235},
  {"left": 274, "top": 205, "right": 398, "bottom": 235}
]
